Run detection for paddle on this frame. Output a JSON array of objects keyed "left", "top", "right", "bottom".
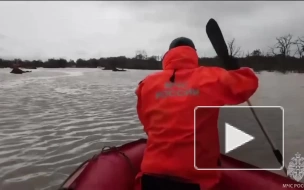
[{"left": 206, "top": 18, "right": 287, "bottom": 174}]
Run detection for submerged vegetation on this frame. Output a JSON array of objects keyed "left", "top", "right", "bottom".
[{"left": 0, "top": 34, "right": 303, "bottom": 73}]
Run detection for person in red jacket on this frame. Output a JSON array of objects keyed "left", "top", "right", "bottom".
[{"left": 134, "top": 37, "right": 259, "bottom": 190}]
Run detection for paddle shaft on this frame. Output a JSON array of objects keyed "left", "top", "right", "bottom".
[
  {"left": 206, "top": 18, "right": 287, "bottom": 174},
  {"left": 246, "top": 100, "right": 287, "bottom": 174}
]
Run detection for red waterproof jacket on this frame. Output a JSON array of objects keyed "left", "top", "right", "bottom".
[{"left": 134, "top": 46, "right": 258, "bottom": 190}]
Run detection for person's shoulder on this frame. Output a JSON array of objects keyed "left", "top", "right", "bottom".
[
  {"left": 147, "top": 70, "right": 164, "bottom": 78},
  {"left": 195, "top": 66, "right": 227, "bottom": 75},
  {"left": 197, "top": 66, "right": 225, "bottom": 71},
  {"left": 138, "top": 70, "right": 164, "bottom": 85}
]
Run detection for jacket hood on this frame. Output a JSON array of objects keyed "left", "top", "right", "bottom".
[{"left": 162, "top": 46, "right": 199, "bottom": 70}]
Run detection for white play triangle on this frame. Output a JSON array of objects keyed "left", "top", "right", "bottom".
[{"left": 225, "top": 123, "right": 255, "bottom": 154}]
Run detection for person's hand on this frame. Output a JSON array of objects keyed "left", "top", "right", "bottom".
[{"left": 224, "top": 56, "right": 240, "bottom": 70}]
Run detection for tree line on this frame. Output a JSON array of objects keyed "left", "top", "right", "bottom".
[{"left": 0, "top": 34, "right": 303, "bottom": 73}]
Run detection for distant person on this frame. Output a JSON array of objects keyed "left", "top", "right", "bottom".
[{"left": 134, "top": 37, "right": 258, "bottom": 190}]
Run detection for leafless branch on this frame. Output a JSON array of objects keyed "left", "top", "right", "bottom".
[
  {"left": 272, "top": 34, "right": 293, "bottom": 57},
  {"left": 294, "top": 37, "right": 304, "bottom": 58},
  {"left": 227, "top": 38, "right": 242, "bottom": 57}
]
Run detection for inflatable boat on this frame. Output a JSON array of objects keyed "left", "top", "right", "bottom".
[{"left": 58, "top": 138, "right": 303, "bottom": 190}]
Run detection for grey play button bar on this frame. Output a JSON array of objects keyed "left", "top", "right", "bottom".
[
  {"left": 225, "top": 123, "right": 255, "bottom": 154},
  {"left": 194, "top": 106, "right": 284, "bottom": 170}
]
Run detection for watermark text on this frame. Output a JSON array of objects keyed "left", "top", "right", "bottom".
[{"left": 283, "top": 184, "right": 304, "bottom": 188}]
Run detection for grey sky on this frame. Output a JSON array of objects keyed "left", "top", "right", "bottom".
[{"left": 0, "top": 1, "right": 303, "bottom": 61}]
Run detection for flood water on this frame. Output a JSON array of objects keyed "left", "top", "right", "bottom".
[{"left": 0, "top": 68, "right": 303, "bottom": 189}]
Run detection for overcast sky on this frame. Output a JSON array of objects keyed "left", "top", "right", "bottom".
[{"left": 0, "top": 1, "right": 303, "bottom": 61}]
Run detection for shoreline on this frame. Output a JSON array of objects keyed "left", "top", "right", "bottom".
[{"left": 1, "top": 56, "right": 304, "bottom": 73}]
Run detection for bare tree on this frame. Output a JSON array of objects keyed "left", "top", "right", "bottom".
[
  {"left": 160, "top": 54, "right": 165, "bottom": 61},
  {"left": 251, "top": 49, "right": 263, "bottom": 57},
  {"left": 269, "top": 34, "right": 293, "bottom": 57},
  {"left": 227, "top": 38, "right": 241, "bottom": 57},
  {"left": 135, "top": 50, "right": 148, "bottom": 60},
  {"left": 294, "top": 37, "right": 304, "bottom": 58},
  {"left": 147, "top": 56, "right": 158, "bottom": 61}
]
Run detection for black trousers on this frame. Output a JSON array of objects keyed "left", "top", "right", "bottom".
[{"left": 141, "top": 174, "right": 200, "bottom": 190}]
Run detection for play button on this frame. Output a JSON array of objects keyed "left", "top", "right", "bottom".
[
  {"left": 225, "top": 123, "right": 255, "bottom": 154},
  {"left": 195, "top": 106, "right": 284, "bottom": 170}
]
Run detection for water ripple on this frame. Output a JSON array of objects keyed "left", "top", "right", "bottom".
[
  {"left": 0, "top": 69, "right": 304, "bottom": 189},
  {"left": 0, "top": 68, "right": 148, "bottom": 190}
]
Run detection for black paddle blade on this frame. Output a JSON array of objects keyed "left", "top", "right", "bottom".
[
  {"left": 206, "top": 18, "right": 240, "bottom": 70},
  {"left": 206, "top": 18, "right": 229, "bottom": 59}
]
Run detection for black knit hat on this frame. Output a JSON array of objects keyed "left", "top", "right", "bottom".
[{"left": 169, "top": 37, "right": 196, "bottom": 50}]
